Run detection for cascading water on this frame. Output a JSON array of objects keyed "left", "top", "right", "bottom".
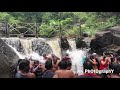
[
  {"left": 8, "top": 45, "right": 25, "bottom": 59},
  {"left": 2, "top": 37, "right": 88, "bottom": 75},
  {"left": 1, "top": 38, "right": 53, "bottom": 62},
  {"left": 68, "top": 39, "right": 76, "bottom": 51},
  {"left": 19, "top": 38, "right": 32, "bottom": 55},
  {"left": 46, "top": 38, "right": 61, "bottom": 59}
]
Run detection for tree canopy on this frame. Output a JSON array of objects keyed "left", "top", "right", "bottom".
[{"left": 0, "top": 12, "right": 120, "bottom": 37}]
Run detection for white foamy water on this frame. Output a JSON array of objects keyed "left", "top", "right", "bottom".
[
  {"left": 20, "top": 39, "right": 32, "bottom": 55},
  {"left": 8, "top": 45, "right": 25, "bottom": 59},
  {"left": 9, "top": 45, "right": 46, "bottom": 64},
  {"left": 66, "top": 49, "right": 87, "bottom": 75},
  {"left": 26, "top": 52, "right": 45, "bottom": 64},
  {"left": 68, "top": 39, "right": 76, "bottom": 51}
]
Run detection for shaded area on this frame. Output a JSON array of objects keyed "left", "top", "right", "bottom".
[{"left": 0, "top": 38, "right": 19, "bottom": 78}]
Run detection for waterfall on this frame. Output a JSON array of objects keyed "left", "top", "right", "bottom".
[
  {"left": 68, "top": 39, "right": 76, "bottom": 50},
  {"left": 8, "top": 44, "right": 25, "bottom": 59},
  {"left": 46, "top": 38, "right": 61, "bottom": 59},
  {"left": 1, "top": 37, "right": 88, "bottom": 75},
  {"left": 19, "top": 38, "right": 32, "bottom": 55}
]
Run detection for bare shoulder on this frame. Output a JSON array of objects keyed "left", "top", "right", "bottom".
[
  {"left": 53, "top": 74, "right": 58, "bottom": 78},
  {"left": 67, "top": 70, "right": 73, "bottom": 73},
  {"left": 55, "top": 70, "right": 61, "bottom": 74},
  {"left": 27, "top": 73, "right": 36, "bottom": 78}
]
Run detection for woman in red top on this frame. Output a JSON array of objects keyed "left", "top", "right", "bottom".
[{"left": 99, "top": 56, "right": 109, "bottom": 70}]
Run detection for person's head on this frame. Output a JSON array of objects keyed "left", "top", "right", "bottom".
[
  {"left": 19, "top": 59, "right": 30, "bottom": 73},
  {"left": 45, "top": 60, "right": 53, "bottom": 70},
  {"left": 109, "top": 62, "right": 120, "bottom": 75},
  {"left": 103, "top": 56, "right": 106, "bottom": 60},
  {"left": 92, "top": 53, "right": 97, "bottom": 57},
  {"left": 66, "top": 60, "right": 72, "bottom": 70},
  {"left": 117, "top": 57, "right": 120, "bottom": 64},
  {"left": 58, "top": 60, "right": 68, "bottom": 70},
  {"left": 34, "top": 60, "right": 40, "bottom": 67},
  {"left": 52, "top": 54, "right": 59, "bottom": 64},
  {"left": 111, "top": 58, "right": 115, "bottom": 62},
  {"left": 43, "top": 53, "right": 47, "bottom": 59},
  {"left": 18, "top": 59, "right": 23, "bottom": 65},
  {"left": 90, "top": 55, "right": 94, "bottom": 60},
  {"left": 83, "top": 60, "right": 93, "bottom": 72},
  {"left": 47, "top": 58, "right": 53, "bottom": 61}
]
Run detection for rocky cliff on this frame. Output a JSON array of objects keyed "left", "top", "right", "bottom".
[
  {"left": 90, "top": 26, "right": 120, "bottom": 55},
  {"left": 0, "top": 39, "right": 19, "bottom": 78}
]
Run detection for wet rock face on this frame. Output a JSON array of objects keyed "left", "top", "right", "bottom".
[
  {"left": 90, "top": 26, "right": 120, "bottom": 55},
  {"left": 1, "top": 38, "right": 53, "bottom": 56},
  {"left": 2, "top": 38, "right": 24, "bottom": 54},
  {"left": 0, "top": 39, "right": 19, "bottom": 78},
  {"left": 31, "top": 38, "right": 53, "bottom": 56}
]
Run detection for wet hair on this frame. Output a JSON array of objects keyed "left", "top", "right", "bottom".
[
  {"left": 45, "top": 60, "right": 53, "bottom": 70},
  {"left": 18, "top": 59, "right": 23, "bottom": 65},
  {"left": 67, "top": 60, "right": 72, "bottom": 68},
  {"left": 19, "top": 59, "right": 30, "bottom": 73},
  {"left": 58, "top": 60, "right": 68, "bottom": 69}
]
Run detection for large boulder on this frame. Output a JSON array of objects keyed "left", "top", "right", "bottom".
[
  {"left": 90, "top": 26, "right": 120, "bottom": 55},
  {"left": 31, "top": 38, "right": 53, "bottom": 56},
  {"left": 0, "top": 38, "right": 19, "bottom": 78}
]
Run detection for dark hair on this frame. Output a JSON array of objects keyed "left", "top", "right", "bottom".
[
  {"left": 34, "top": 60, "right": 39, "bottom": 64},
  {"left": 47, "top": 58, "right": 52, "bottom": 61},
  {"left": 90, "top": 55, "right": 94, "bottom": 60},
  {"left": 111, "top": 58, "right": 115, "bottom": 62},
  {"left": 19, "top": 59, "right": 30, "bottom": 73},
  {"left": 67, "top": 60, "right": 72, "bottom": 67},
  {"left": 45, "top": 60, "right": 53, "bottom": 70},
  {"left": 58, "top": 60, "right": 67, "bottom": 69},
  {"left": 83, "top": 60, "right": 93, "bottom": 71},
  {"left": 43, "top": 53, "right": 47, "bottom": 57},
  {"left": 18, "top": 59, "right": 23, "bottom": 65},
  {"left": 103, "top": 56, "right": 106, "bottom": 59},
  {"left": 117, "top": 57, "right": 120, "bottom": 61},
  {"left": 109, "top": 62, "right": 120, "bottom": 74}
]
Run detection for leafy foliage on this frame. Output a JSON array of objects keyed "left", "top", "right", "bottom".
[{"left": 0, "top": 12, "right": 119, "bottom": 37}]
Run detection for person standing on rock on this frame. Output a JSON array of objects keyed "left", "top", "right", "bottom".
[{"left": 59, "top": 36, "right": 71, "bottom": 58}]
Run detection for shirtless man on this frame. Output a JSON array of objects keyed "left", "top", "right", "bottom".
[
  {"left": 15, "top": 59, "right": 35, "bottom": 78},
  {"left": 55, "top": 60, "right": 74, "bottom": 78}
]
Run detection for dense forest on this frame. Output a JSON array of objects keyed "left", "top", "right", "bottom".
[{"left": 0, "top": 12, "right": 120, "bottom": 37}]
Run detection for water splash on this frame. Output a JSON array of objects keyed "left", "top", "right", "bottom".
[
  {"left": 68, "top": 39, "right": 76, "bottom": 51},
  {"left": 46, "top": 38, "right": 61, "bottom": 59},
  {"left": 8, "top": 45, "right": 25, "bottom": 59},
  {"left": 26, "top": 52, "right": 45, "bottom": 64},
  {"left": 20, "top": 39, "right": 32, "bottom": 55},
  {"left": 66, "top": 49, "right": 87, "bottom": 75}
]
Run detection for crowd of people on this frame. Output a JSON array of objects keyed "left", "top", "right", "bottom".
[{"left": 14, "top": 52, "right": 120, "bottom": 78}]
